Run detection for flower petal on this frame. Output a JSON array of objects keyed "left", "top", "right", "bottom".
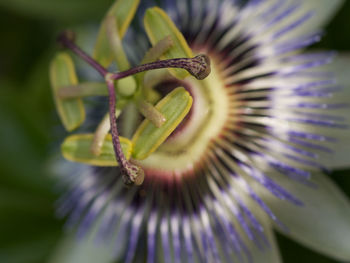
[
  {"left": 49, "top": 234, "right": 115, "bottom": 263},
  {"left": 247, "top": 213, "right": 282, "bottom": 263},
  {"left": 322, "top": 53, "right": 350, "bottom": 169},
  {"left": 327, "top": 134, "right": 350, "bottom": 170},
  {"left": 270, "top": 0, "right": 344, "bottom": 41},
  {"left": 301, "top": 0, "right": 344, "bottom": 30},
  {"left": 258, "top": 172, "right": 350, "bottom": 261}
]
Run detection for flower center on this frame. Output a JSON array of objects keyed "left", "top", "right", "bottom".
[{"left": 138, "top": 55, "right": 231, "bottom": 178}]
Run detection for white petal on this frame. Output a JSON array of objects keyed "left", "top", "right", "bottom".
[
  {"left": 265, "top": 0, "right": 344, "bottom": 41},
  {"left": 331, "top": 54, "right": 350, "bottom": 86},
  {"left": 49, "top": 234, "right": 115, "bottom": 263},
  {"left": 258, "top": 172, "right": 350, "bottom": 261},
  {"left": 324, "top": 54, "right": 350, "bottom": 169},
  {"left": 326, "top": 135, "right": 350, "bottom": 170},
  {"left": 247, "top": 213, "right": 283, "bottom": 263},
  {"left": 301, "top": 0, "right": 344, "bottom": 31}
]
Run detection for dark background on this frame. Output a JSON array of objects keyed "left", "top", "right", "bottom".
[{"left": 0, "top": 0, "right": 349, "bottom": 262}]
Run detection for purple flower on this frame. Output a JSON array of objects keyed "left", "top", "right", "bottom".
[{"left": 51, "top": 0, "right": 350, "bottom": 262}]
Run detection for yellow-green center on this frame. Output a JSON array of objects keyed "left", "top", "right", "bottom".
[{"left": 138, "top": 59, "right": 230, "bottom": 176}]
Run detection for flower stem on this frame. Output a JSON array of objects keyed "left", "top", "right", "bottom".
[
  {"left": 106, "top": 74, "right": 144, "bottom": 186},
  {"left": 111, "top": 54, "right": 211, "bottom": 80},
  {"left": 105, "top": 75, "right": 126, "bottom": 166}
]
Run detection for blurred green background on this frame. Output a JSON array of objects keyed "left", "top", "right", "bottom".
[{"left": 0, "top": 1, "right": 349, "bottom": 262}]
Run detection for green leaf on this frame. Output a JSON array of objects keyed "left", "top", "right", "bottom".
[
  {"left": 61, "top": 134, "right": 132, "bottom": 166},
  {"left": 50, "top": 52, "right": 85, "bottom": 132},
  {"left": 144, "top": 7, "right": 193, "bottom": 79},
  {"left": 132, "top": 87, "right": 193, "bottom": 160},
  {"left": 93, "top": 0, "right": 140, "bottom": 67}
]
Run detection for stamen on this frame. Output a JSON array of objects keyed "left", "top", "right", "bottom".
[
  {"left": 138, "top": 100, "right": 166, "bottom": 128},
  {"left": 141, "top": 35, "right": 173, "bottom": 64},
  {"left": 105, "top": 15, "right": 137, "bottom": 97},
  {"left": 90, "top": 108, "right": 122, "bottom": 156},
  {"left": 105, "top": 15, "right": 131, "bottom": 70},
  {"left": 91, "top": 99, "right": 126, "bottom": 156},
  {"left": 90, "top": 112, "right": 110, "bottom": 156},
  {"left": 57, "top": 82, "right": 108, "bottom": 99}
]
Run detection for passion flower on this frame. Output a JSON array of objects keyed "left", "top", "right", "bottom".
[{"left": 50, "top": 0, "right": 350, "bottom": 262}]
